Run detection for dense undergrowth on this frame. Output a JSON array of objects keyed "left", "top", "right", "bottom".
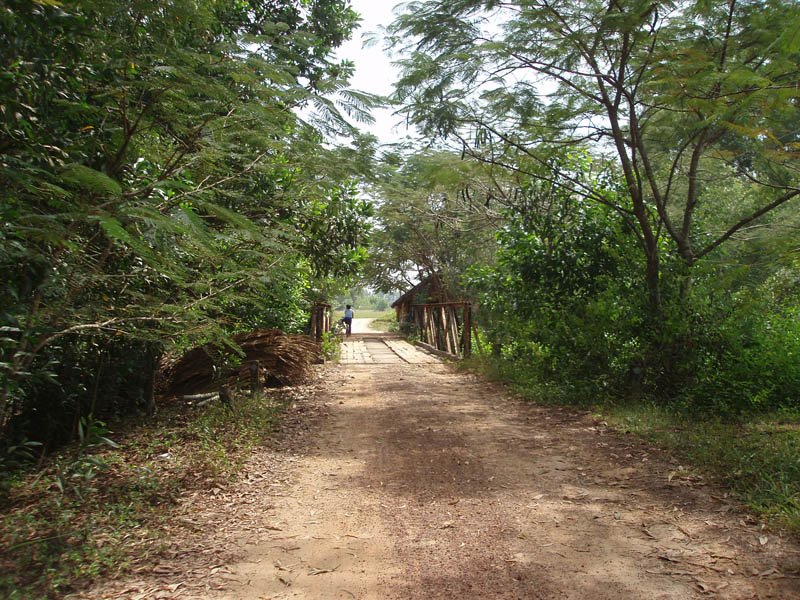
[
  {"left": 463, "top": 355, "right": 800, "bottom": 534},
  {"left": 0, "top": 390, "right": 290, "bottom": 599}
]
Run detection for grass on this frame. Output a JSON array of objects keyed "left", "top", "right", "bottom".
[
  {"left": 370, "top": 315, "right": 399, "bottom": 333},
  {"left": 600, "top": 403, "right": 800, "bottom": 531},
  {"left": 461, "top": 354, "right": 800, "bottom": 534},
  {"left": 0, "top": 389, "right": 291, "bottom": 599}
]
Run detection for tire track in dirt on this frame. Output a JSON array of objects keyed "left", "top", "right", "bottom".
[
  {"left": 82, "top": 337, "right": 800, "bottom": 599},
  {"left": 218, "top": 339, "right": 800, "bottom": 599}
]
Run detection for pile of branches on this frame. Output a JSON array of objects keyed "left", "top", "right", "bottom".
[{"left": 159, "top": 329, "right": 320, "bottom": 397}]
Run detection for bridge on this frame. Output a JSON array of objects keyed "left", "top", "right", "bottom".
[{"left": 339, "top": 333, "right": 440, "bottom": 365}]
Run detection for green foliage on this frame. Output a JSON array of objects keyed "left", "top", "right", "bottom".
[
  {"left": 466, "top": 169, "right": 649, "bottom": 400},
  {"left": 367, "top": 149, "right": 502, "bottom": 294},
  {"left": 464, "top": 152, "right": 800, "bottom": 415},
  {"left": 319, "top": 331, "right": 342, "bottom": 361},
  {"left": 299, "top": 182, "right": 374, "bottom": 279},
  {"left": 0, "top": 0, "right": 375, "bottom": 446},
  {"left": 334, "top": 288, "right": 396, "bottom": 312},
  {"left": 0, "top": 439, "right": 42, "bottom": 499},
  {"left": 673, "top": 265, "right": 800, "bottom": 416},
  {"left": 6, "top": 336, "right": 162, "bottom": 451},
  {"left": 390, "top": 0, "right": 800, "bottom": 314},
  {"left": 52, "top": 415, "right": 119, "bottom": 503}
]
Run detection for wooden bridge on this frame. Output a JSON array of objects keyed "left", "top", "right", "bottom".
[{"left": 339, "top": 334, "right": 439, "bottom": 365}]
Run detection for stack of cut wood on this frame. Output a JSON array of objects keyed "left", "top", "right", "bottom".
[{"left": 158, "top": 329, "right": 320, "bottom": 397}]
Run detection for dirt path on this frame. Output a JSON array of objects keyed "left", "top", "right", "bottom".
[
  {"left": 350, "top": 317, "right": 378, "bottom": 334},
  {"left": 82, "top": 335, "right": 800, "bottom": 599}
]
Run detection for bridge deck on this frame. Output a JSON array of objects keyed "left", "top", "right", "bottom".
[{"left": 338, "top": 335, "right": 440, "bottom": 365}]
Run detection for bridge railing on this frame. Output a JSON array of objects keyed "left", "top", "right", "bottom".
[
  {"left": 410, "top": 302, "right": 472, "bottom": 358},
  {"left": 310, "top": 302, "right": 331, "bottom": 341}
]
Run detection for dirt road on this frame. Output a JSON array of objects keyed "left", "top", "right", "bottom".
[
  {"left": 349, "top": 317, "right": 377, "bottom": 334},
  {"left": 84, "top": 334, "right": 800, "bottom": 599}
]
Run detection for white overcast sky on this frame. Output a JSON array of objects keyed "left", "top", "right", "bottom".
[{"left": 335, "top": 0, "right": 412, "bottom": 144}]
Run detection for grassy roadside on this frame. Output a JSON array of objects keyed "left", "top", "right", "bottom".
[
  {"left": 461, "top": 355, "right": 800, "bottom": 534},
  {"left": 369, "top": 312, "right": 399, "bottom": 333},
  {"left": 0, "top": 389, "right": 293, "bottom": 599},
  {"left": 601, "top": 404, "right": 800, "bottom": 531}
]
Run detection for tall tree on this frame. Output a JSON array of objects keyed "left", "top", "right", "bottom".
[
  {"left": 368, "top": 149, "right": 504, "bottom": 294},
  {"left": 389, "top": 0, "right": 800, "bottom": 314}
]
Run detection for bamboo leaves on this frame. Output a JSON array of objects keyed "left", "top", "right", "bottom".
[
  {"left": 0, "top": 0, "right": 373, "bottom": 442},
  {"left": 61, "top": 164, "right": 122, "bottom": 198}
]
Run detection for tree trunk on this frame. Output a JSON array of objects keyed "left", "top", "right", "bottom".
[{"left": 644, "top": 246, "right": 661, "bottom": 318}]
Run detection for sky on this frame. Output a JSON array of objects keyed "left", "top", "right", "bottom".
[{"left": 334, "top": 0, "right": 412, "bottom": 144}]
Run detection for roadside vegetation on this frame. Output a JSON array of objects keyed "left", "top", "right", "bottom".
[
  {"left": 373, "top": 1, "right": 800, "bottom": 534},
  {"left": 334, "top": 288, "right": 398, "bottom": 314},
  {"left": 370, "top": 313, "right": 400, "bottom": 333},
  {"left": 1, "top": 1, "right": 369, "bottom": 595},
  {"left": 1, "top": 0, "right": 372, "bottom": 453},
  {"left": 331, "top": 288, "right": 397, "bottom": 325},
  {"left": 602, "top": 404, "right": 800, "bottom": 531},
  {"left": 0, "top": 389, "right": 294, "bottom": 599}
]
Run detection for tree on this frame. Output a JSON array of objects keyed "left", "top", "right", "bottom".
[
  {"left": 466, "top": 170, "right": 643, "bottom": 389},
  {"left": 367, "top": 149, "right": 505, "bottom": 295},
  {"left": 388, "top": 0, "right": 800, "bottom": 315},
  {"left": 0, "top": 0, "right": 374, "bottom": 441}
]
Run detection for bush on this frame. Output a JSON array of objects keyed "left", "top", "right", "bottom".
[{"left": 467, "top": 196, "right": 800, "bottom": 417}]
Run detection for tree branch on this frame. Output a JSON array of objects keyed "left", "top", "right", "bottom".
[{"left": 695, "top": 189, "right": 800, "bottom": 262}]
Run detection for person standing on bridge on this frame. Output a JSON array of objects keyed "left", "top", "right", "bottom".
[{"left": 343, "top": 304, "right": 354, "bottom": 337}]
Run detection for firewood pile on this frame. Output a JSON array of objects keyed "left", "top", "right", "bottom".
[{"left": 158, "top": 329, "right": 320, "bottom": 397}]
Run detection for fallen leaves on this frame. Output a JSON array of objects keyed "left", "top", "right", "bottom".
[
  {"left": 151, "top": 564, "right": 178, "bottom": 575},
  {"left": 130, "top": 583, "right": 183, "bottom": 600},
  {"left": 73, "top": 359, "right": 800, "bottom": 600},
  {"left": 308, "top": 565, "right": 340, "bottom": 576}
]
